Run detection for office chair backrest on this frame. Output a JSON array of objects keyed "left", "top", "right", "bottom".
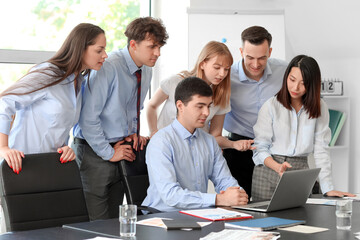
[
  {"left": 0, "top": 152, "right": 89, "bottom": 231},
  {"left": 119, "top": 146, "right": 149, "bottom": 208}
]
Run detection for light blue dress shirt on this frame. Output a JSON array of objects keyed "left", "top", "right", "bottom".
[
  {"left": 252, "top": 96, "right": 334, "bottom": 194},
  {"left": 0, "top": 62, "right": 83, "bottom": 154},
  {"left": 224, "top": 58, "right": 288, "bottom": 138},
  {"left": 142, "top": 119, "right": 239, "bottom": 212},
  {"left": 73, "top": 47, "right": 152, "bottom": 160}
]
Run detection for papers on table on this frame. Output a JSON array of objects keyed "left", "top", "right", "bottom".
[
  {"left": 306, "top": 198, "right": 337, "bottom": 205},
  {"left": 136, "top": 217, "right": 212, "bottom": 230},
  {"left": 137, "top": 217, "right": 170, "bottom": 228},
  {"left": 86, "top": 237, "right": 122, "bottom": 240},
  {"left": 307, "top": 194, "right": 359, "bottom": 205},
  {"left": 279, "top": 225, "right": 329, "bottom": 234},
  {"left": 344, "top": 194, "right": 360, "bottom": 201},
  {"left": 200, "top": 229, "right": 280, "bottom": 240},
  {"left": 180, "top": 208, "right": 253, "bottom": 221}
]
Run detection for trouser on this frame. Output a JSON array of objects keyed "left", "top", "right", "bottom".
[
  {"left": 72, "top": 138, "right": 126, "bottom": 220},
  {"left": 223, "top": 133, "right": 254, "bottom": 199},
  {"left": 251, "top": 155, "right": 308, "bottom": 201}
]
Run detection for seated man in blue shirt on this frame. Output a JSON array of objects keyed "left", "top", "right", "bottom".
[{"left": 142, "top": 77, "right": 248, "bottom": 212}]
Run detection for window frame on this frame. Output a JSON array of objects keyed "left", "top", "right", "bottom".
[{"left": 0, "top": 49, "right": 55, "bottom": 64}]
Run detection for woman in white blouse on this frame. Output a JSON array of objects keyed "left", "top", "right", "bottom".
[
  {"left": 251, "top": 55, "right": 354, "bottom": 201},
  {"left": 0, "top": 23, "right": 107, "bottom": 174},
  {"left": 147, "top": 41, "right": 254, "bottom": 151}
]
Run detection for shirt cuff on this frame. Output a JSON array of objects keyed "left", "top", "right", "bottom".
[
  {"left": 102, "top": 147, "right": 115, "bottom": 161},
  {"left": 253, "top": 151, "right": 271, "bottom": 165},
  {"left": 319, "top": 181, "right": 334, "bottom": 195},
  {"left": 202, "top": 193, "right": 217, "bottom": 207}
]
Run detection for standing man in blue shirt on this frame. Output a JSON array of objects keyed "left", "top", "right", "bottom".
[
  {"left": 72, "top": 17, "right": 168, "bottom": 220},
  {"left": 143, "top": 77, "right": 248, "bottom": 212},
  {"left": 223, "top": 26, "right": 287, "bottom": 199}
]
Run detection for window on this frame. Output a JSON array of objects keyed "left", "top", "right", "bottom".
[{"left": 0, "top": 0, "right": 149, "bottom": 90}]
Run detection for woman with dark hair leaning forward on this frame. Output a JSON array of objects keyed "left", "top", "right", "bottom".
[
  {"left": 0, "top": 23, "right": 107, "bottom": 174},
  {"left": 251, "top": 55, "right": 355, "bottom": 201}
]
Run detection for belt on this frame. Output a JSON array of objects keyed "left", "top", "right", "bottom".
[
  {"left": 228, "top": 132, "right": 253, "bottom": 141},
  {"left": 73, "top": 137, "right": 118, "bottom": 147}
]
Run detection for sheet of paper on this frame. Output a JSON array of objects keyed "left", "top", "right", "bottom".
[
  {"left": 180, "top": 207, "right": 252, "bottom": 221},
  {"left": 86, "top": 237, "right": 123, "bottom": 240},
  {"left": 200, "top": 229, "right": 279, "bottom": 240},
  {"left": 306, "top": 198, "right": 337, "bottom": 205},
  {"left": 344, "top": 194, "right": 360, "bottom": 201},
  {"left": 137, "top": 217, "right": 172, "bottom": 228},
  {"left": 279, "top": 225, "right": 328, "bottom": 233},
  {"left": 198, "top": 222, "right": 213, "bottom": 227},
  {"left": 136, "top": 217, "right": 212, "bottom": 230}
]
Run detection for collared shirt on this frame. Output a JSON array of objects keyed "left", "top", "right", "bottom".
[
  {"left": 0, "top": 62, "right": 83, "bottom": 154},
  {"left": 73, "top": 47, "right": 152, "bottom": 160},
  {"left": 224, "top": 58, "right": 288, "bottom": 138},
  {"left": 252, "top": 96, "right": 334, "bottom": 193},
  {"left": 142, "top": 119, "right": 239, "bottom": 212}
]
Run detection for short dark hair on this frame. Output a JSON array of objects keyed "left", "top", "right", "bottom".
[
  {"left": 175, "top": 77, "right": 213, "bottom": 106},
  {"left": 125, "top": 17, "right": 168, "bottom": 46},
  {"left": 276, "top": 55, "right": 322, "bottom": 118},
  {"left": 241, "top": 26, "right": 272, "bottom": 46}
]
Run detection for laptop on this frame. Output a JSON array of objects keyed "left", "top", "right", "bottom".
[{"left": 232, "top": 168, "right": 321, "bottom": 212}]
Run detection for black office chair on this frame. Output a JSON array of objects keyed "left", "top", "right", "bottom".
[
  {"left": 119, "top": 145, "right": 160, "bottom": 215},
  {"left": 0, "top": 152, "right": 89, "bottom": 231}
]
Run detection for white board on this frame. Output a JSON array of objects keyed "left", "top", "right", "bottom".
[{"left": 188, "top": 9, "right": 285, "bottom": 68}]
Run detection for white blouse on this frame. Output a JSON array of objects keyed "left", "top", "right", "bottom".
[{"left": 253, "top": 96, "right": 334, "bottom": 194}]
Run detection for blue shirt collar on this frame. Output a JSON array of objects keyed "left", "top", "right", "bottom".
[
  {"left": 239, "top": 60, "right": 273, "bottom": 83},
  {"left": 122, "top": 46, "right": 144, "bottom": 75},
  {"left": 172, "top": 119, "right": 199, "bottom": 140}
]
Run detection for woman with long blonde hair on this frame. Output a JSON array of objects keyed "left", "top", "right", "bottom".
[{"left": 147, "top": 41, "right": 254, "bottom": 151}]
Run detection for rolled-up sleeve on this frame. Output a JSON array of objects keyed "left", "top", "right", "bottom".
[
  {"left": 313, "top": 101, "right": 334, "bottom": 194},
  {"left": 252, "top": 100, "right": 274, "bottom": 165}
]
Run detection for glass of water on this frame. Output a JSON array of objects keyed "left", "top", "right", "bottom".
[
  {"left": 336, "top": 199, "right": 352, "bottom": 230},
  {"left": 119, "top": 204, "right": 137, "bottom": 237}
]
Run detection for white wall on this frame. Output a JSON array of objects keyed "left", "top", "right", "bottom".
[
  {"left": 151, "top": 0, "right": 190, "bottom": 92},
  {"left": 189, "top": 0, "right": 360, "bottom": 193},
  {"left": 153, "top": 0, "right": 360, "bottom": 192}
]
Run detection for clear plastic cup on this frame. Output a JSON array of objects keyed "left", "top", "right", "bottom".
[
  {"left": 336, "top": 199, "right": 352, "bottom": 230},
  {"left": 119, "top": 204, "right": 137, "bottom": 237}
]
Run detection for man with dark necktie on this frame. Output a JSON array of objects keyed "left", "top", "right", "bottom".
[{"left": 72, "top": 17, "right": 168, "bottom": 220}]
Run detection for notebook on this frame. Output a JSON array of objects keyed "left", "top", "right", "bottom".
[
  {"left": 162, "top": 219, "right": 201, "bottom": 230},
  {"left": 232, "top": 168, "right": 321, "bottom": 212},
  {"left": 328, "top": 109, "right": 346, "bottom": 146},
  {"left": 225, "top": 217, "right": 305, "bottom": 231}
]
